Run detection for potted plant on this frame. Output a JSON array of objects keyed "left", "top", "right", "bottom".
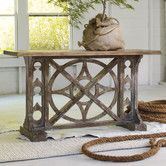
[{"left": 48, "top": 0, "right": 139, "bottom": 51}]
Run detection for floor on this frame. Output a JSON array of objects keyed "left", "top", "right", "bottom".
[
  {"left": 1, "top": 150, "right": 166, "bottom": 166},
  {"left": 0, "top": 85, "right": 166, "bottom": 166}
]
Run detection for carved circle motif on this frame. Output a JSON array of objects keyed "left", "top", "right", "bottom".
[
  {"left": 48, "top": 59, "right": 118, "bottom": 125},
  {"left": 32, "top": 60, "right": 43, "bottom": 124}
]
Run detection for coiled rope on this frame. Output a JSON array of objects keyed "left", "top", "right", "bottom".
[
  {"left": 138, "top": 100, "right": 166, "bottom": 123},
  {"left": 82, "top": 100, "right": 166, "bottom": 162}
]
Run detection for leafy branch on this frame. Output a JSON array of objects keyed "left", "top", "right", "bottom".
[{"left": 48, "top": 0, "right": 139, "bottom": 28}]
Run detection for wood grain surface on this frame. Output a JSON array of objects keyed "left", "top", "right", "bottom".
[{"left": 4, "top": 49, "right": 161, "bottom": 58}]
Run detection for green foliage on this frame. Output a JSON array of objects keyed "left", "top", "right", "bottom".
[
  {"left": 0, "top": 1, "right": 69, "bottom": 53},
  {"left": 48, "top": 0, "right": 139, "bottom": 28},
  {"left": 29, "top": 17, "right": 69, "bottom": 50},
  {"left": 0, "top": 17, "right": 14, "bottom": 54},
  {"left": 29, "top": 0, "right": 69, "bottom": 50}
]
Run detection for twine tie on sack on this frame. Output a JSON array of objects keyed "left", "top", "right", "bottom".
[{"left": 78, "top": 14, "right": 125, "bottom": 51}]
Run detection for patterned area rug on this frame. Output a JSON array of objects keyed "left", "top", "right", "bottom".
[
  {"left": 0, "top": 122, "right": 166, "bottom": 163},
  {"left": 0, "top": 131, "right": 93, "bottom": 163}
]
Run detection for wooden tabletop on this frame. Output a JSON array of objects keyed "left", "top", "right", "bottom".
[{"left": 4, "top": 49, "right": 161, "bottom": 58}]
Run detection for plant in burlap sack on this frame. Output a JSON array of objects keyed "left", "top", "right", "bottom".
[{"left": 48, "top": 0, "right": 139, "bottom": 50}]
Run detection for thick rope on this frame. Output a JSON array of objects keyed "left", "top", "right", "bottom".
[
  {"left": 138, "top": 100, "right": 166, "bottom": 123},
  {"left": 82, "top": 100, "right": 166, "bottom": 162}
]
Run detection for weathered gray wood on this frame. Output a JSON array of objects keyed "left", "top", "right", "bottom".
[
  {"left": 4, "top": 50, "right": 159, "bottom": 141},
  {"left": 117, "top": 56, "right": 147, "bottom": 131},
  {"left": 42, "top": 58, "right": 49, "bottom": 127},
  {"left": 20, "top": 57, "right": 47, "bottom": 141},
  {"left": 48, "top": 58, "right": 119, "bottom": 126},
  {"left": 23, "top": 57, "right": 34, "bottom": 130},
  {"left": 117, "top": 57, "right": 125, "bottom": 117}
]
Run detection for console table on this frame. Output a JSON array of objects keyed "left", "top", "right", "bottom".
[{"left": 4, "top": 50, "right": 161, "bottom": 142}]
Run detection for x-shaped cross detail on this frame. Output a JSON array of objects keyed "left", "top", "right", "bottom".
[{"left": 49, "top": 58, "right": 120, "bottom": 125}]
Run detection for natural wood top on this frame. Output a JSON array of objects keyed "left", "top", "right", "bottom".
[{"left": 4, "top": 49, "right": 161, "bottom": 58}]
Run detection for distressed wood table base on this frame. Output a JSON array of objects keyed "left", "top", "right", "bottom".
[
  {"left": 20, "top": 126, "right": 47, "bottom": 142},
  {"left": 117, "top": 110, "right": 147, "bottom": 131},
  {"left": 4, "top": 50, "right": 160, "bottom": 142}
]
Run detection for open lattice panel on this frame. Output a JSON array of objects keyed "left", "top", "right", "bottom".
[{"left": 32, "top": 57, "right": 133, "bottom": 129}]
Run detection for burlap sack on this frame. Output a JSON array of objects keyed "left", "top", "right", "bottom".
[{"left": 78, "top": 14, "right": 125, "bottom": 51}]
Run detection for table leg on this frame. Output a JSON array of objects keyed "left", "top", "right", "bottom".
[
  {"left": 20, "top": 57, "right": 47, "bottom": 141},
  {"left": 20, "top": 55, "right": 146, "bottom": 141},
  {"left": 117, "top": 56, "right": 147, "bottom": 131},
  {"left": 117, "top": 57, "right": 125, "bottom": 117}
]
